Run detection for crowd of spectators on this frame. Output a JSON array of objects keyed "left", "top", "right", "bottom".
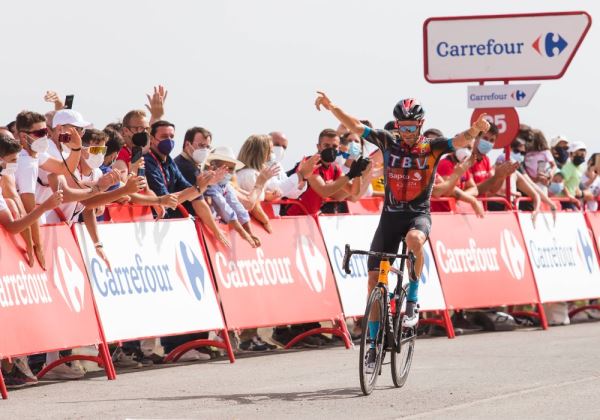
[{"left": 1, "top": 87, "right": 598, "bottom": 389}]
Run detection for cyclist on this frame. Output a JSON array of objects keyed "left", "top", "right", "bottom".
[{"left": 315, "top": 91, "right": 490, "bottom": 370}]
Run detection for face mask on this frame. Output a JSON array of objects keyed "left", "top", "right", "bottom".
[
  {"left": 555, "top": 147, "right": 569, "bottom": 164},
  {"left": 549, "top": 182, "right": 564, "bottom": 195},
  {"left": 269, "top": 152, "right": 276, "bottom": 163},
  {"left": 573, "top": 155, "right": 586, "bottom": 166},
  {"left": 510, "top": 151, "right": 525, "bottom": 164},
  {"left": 320, "top": 147, "right": 337, "bottom": 163},
  {"left": 157, "top": 138, "right": 175, "bottom": 155},
  {"left": 30, "top": 136, "right": 49, "bottom": 153},
  {"left": 272, "top": 146, "right": 285, "bottom": 163},
  {"left": 218, "top": 172, "right": 233, "bottom": 187},
  {"left": 455, "top": 148, "right": 471, "bottom": 162},
  {"left": 477, "top": 139, "right": 494, "bottom": 155},
  {"left": 85, "top": 153, "right": 105, "bottom": 169},
  {"left": 192, "top": 148, "right": 210, "bottom": 164},
  {"left": 348, "top": 142, "right": 362, "bottom": 159},
  {"left": 2, "top": 162, "right": 18, "bottom": 176}
]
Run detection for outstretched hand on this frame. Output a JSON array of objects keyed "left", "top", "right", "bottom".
[
  {"left": 145, "top": 85, "right": 168, "bottom": 121},
  {"left": 473, "top": 114, "right": 491, "bottom": 133},
  {"left": 315, "top": 91, "right": 334, "bottom": 111}
]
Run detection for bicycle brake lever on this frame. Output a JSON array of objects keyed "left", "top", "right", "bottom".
[{"left": 342, "top": 244, "right": 352, "bottom": 274}]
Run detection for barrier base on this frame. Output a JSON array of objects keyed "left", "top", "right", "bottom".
[
  {"left": 568, "top": 304, "right": 600, "bottom": 319},
  {"left": 37, "top": 354, "right": 115, "bottom": 380},
  {"left": 284, "top": 319, "right": 352, "bottom": 349},
  {"left": 164, "top": 335, "right": 235, "bottom": 364},
  {"left": 508, "top": 303, "right": 548, "bottom": 330},
  {"left": 419, "top": 310, "right": 455, "bottom": 339}
]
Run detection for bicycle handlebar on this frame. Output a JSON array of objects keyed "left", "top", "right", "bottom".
[{"left": 342, "top": 244, "right": 417, "bottom": 279}]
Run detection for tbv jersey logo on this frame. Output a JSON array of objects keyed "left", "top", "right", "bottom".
[
  {"left": 53, "top": 247, "right": 86, "bottom": 312},
  {"left": 175, "top": 241, "right": 205, "bottom": 301},
  {"left": 532, "top": 32, "right": 568, "bottom": 57},
  {"left": 295, "top": 235, "right": 328, "bottom": 293},
  {"left": 576, "top": 230, "right": 595, "bottom": 274}
]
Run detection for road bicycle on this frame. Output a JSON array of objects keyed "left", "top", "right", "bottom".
[{"left": 342, "top": 241, "right": 417, "bottom": 395}]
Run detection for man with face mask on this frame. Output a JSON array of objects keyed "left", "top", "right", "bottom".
[
  {"left": 285, "top": 129, "right": 366, "bottom": 216},
  {"left": 550, "top": 135, "right": 570, "bottom": 169},
  {"left": 315, "top": 91, "right": 490, "bottom": 371},
  {"left": 561, "top": 141, "right": 587, "bottom": 200}
]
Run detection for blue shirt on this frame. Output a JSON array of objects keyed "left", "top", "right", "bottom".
[
  {"left": 144, "top": 151, "right": 193, "bottom": 196},
  {"left": 204, "top": 183, "right": 250, "bottom": 224}
]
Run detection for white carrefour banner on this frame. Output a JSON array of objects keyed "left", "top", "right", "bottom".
[
  {"left": 518, "top": 212, "right": 600, "bottom": 302},
  {"left": 319, "top": 215, "right": 446, "bottom": 317},
  {"left": 75, "top": 219, "right": 224, "bottom": 342}
]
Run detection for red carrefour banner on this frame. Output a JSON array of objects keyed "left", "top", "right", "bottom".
[
  {"left": 429, "top": 213, "right": 540, "bottom": 309},
  {"left": 0, "top": 225, "right": 103, "bottom": 358},
  {"left": 203, "top": 216, "right": 344, "bottom": 329},
  {"left": 587, "top": 212, "right": 600, "bottom": 259}
]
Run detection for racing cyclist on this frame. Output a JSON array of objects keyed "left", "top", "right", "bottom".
[{"left": 315, "top": 91, "right": 490, "bottom": 369}]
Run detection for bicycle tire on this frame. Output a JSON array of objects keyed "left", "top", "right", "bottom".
[
  {"left": 390, "top": 286, "right": 416, "bottom": 388},
  {"left": 359, "top": 286, "right": 386, "bottom": 396}
]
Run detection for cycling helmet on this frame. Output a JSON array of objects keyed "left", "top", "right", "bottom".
[{"left": 393, "top": 98, "right": 425, "bottom": 121}]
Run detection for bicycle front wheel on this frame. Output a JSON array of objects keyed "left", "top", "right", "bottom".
[
  {"left": 390, "top": 286, "right": 416, "bottom": 388},
  {"left": 359, "top": 286, "right": 386, "bottom": 396}
]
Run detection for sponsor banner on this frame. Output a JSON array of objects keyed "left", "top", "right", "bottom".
[
  {"left": 424, "top": 12, "right": 591, "bottom": 82},
  {"left": 430, "top": 213, "right": 539, "bottom": 309},
  {"left": 318, "top": 215, "right": 446, "bottom": 317},
  {"left": 204, "top": 216, "right": 343, "bottom": 329},
  {"left": 75, "top": 219, "right": 224, "bottom": 343},
  {"left": 0, "top": 225, "right": 101, "bottom": 358},
  {"left": 467, "top": 84, "right": 539, "bottom": 108},
  {"left": 587, "top": 212, "right": 600, "bottom": 255},
  {"left": 518, "top": 212, "right": 600, "bottom": 302}
]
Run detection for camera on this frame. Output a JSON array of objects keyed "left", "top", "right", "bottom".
[{"left": 58, "top": 132, "right": 72, "bottom": 143}]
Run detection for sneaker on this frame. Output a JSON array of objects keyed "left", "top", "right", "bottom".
[
  {"left": 136, "top": 350, "right": 163, "bottom": 366},
  {"left": 42, "top": 363, "right": 85, "bottom": 380},
  {"left": 254, "top": 335, "right": 277, "bottom": 350},
  {"left": 403, "top": 302, "right": 420, "bottom": 328},
  {"left": 239, "top": 336, "right": 270, "bottom": 351},
  {"left": 451, "top": 311, "right": 482, "bottom": 331},
  {"left": 365, "top": 348, "right": 377, "bottom": 374},
  {"left": 13, "top": 357, "right": 37, "bottom": 383},
  {"left": 112, "top": 348, "right": 142, "bottom": 369},
  {"left": 300, "top": 335, "right": 321, "bottom": 348},
  {"left": 3, "top": 370, "right": 28, "bottom": 389},
  {"left": 178, "top": 349, "right": 211, "bottom": 362},
  {"left": 271, "top": 328, "right": 294, "bottom": 346},
  {"left": 7, "top": 367, "right": 38, "bottom": 386}
]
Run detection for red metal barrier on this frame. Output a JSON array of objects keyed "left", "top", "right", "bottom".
[
  {"left": 430, "top": 197, "right": 457, "bottom": 213},
  {"left": 104, "top": 203, "right": 154, "bottom": 222}
]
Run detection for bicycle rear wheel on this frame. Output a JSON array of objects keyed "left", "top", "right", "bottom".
[
  {"left": 390, "top": 286, "right": 416, "bottom": 388},
  {"left": 359, "top": 286, "right": 386, "bottom": 396}
]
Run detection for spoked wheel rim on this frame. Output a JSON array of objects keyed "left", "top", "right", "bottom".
[
  {"left": 359, "top": 287, "right": 386, "bottom": 395},
  {"left": 391, "top": 290, "right": 416, "bottom": 388}
]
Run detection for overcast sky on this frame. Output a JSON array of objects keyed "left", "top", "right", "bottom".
[{"left": 1, "top": 0, "right": 597, "bottom": 169}]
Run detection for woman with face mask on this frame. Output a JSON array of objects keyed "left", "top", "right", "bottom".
[{"left": 523, "top": 130, "right": 556, "bottom": 192}]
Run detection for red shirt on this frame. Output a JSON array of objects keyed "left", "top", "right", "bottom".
[
  {"left": 431, "top": 155, "right": 472, "bottom": 212},
  {"left": 117, "top": 146, "right": 132, "bottom": 167},
  {"left": 286, "top": 163, "right": 343, "bottom": 215},
  {"left": 469, "top": 155, "right": 492, "bottom": 185}
]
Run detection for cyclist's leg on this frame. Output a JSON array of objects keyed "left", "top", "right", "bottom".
[
  {"left": 366, "top": 213, "right": 404, "bottom": 343},
  {"left": 403, "top": 214, "right": 431, "bottom": 326}
]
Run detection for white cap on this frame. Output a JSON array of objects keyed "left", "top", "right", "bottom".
[
  {"left": 52, "top": 109, "right": 91, "bottom": 129},
  {"left": 206, "top": 146, "right": 245, "bottom": 170},
  {"left": 550, "top": 135, "right": 569, "bottom": 148},
  {"left": 568, "top": 141, "right": 587, "bottom": 153}
]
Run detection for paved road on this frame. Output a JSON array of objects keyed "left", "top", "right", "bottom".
[{"left": 3, "top": 322, "right": 600, "bottom": 419}]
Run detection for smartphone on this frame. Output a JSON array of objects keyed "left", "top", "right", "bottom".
[
  {"left": 131, "top": 146, "right": 145, "bottom": 176},
  {"left": 64, "top": 95, "right": 74, "bottom": 109},
  {"left": 58, "top": 132, "right": 72, "bottom": 143}
]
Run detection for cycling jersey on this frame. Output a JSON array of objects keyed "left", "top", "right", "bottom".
[{"left": 362, "top": 126, "right": 453, "bottom": 214}]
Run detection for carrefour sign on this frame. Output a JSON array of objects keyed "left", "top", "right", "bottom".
[{"left": 424, "top": 11, "right": 591, "bottom": 83}]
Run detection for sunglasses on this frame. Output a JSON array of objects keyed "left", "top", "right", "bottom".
[
  {"left": 24, "top": 128, "right": 48, "bottom": 138},
  {"left": 87, "top": 146, "right": 107, "bottom": 155},
  {"left": 398, "top": 125, "right": 418, "bottom": 133}
]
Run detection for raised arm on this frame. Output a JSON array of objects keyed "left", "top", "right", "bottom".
[
  {"left": 452, "top": 114, "right": 490, "bottom": 150},
  {"left": 315, "top": 91, "right": 364, "bottom": 136}
]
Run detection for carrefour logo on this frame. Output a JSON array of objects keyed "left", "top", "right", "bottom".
[
  {"left": 175, "top": 241, "right": 205, "bottom": 301},
  {"left": 511, "top": 90, "right": 526, "bottom": 101},
  {"left": 576, "top": 230, "right": 594, "bottom": 274},
  {"left": 532, "top": 32, "right": 568, "bottom": 57},
  {"left": 499, "top": 229, "right": 526, "bottom": 280},
  {"left": 53, "top": 247, "right": 86, "bottom": 312},
  {"left": 295, "top": 235, "right": 328, "bottom": 293}
]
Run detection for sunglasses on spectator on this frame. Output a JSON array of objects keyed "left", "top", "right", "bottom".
[
  {"left": 85, "top": 146, "right": 107, "bottom": 155},
  {"left": 398, "top": 125, "right": 418, "bottom": 133},
  {"left": 128, "top": 125, "right": 150, "bottom": 133},
  {"left": 23, "top": 128, "right": 48, "bottom": 138}
]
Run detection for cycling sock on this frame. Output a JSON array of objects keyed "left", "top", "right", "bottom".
[
  {"left": 407, "top": 279, "right": 419, "bottom": 303},
  {"left": 368, "top": 321, "right": 380, "bottom": 348}
]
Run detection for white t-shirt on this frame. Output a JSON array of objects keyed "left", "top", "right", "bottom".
[
  {"left": 0, "top": 185, "right": 8, "bottom": 213},
  {"left": 582, "top": 173, "right": 600, "bottom": 197},
  {"left": 15, "top": 150, "right": 48, "bottom": 195}
]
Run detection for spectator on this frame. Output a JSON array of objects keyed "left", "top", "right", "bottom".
[
  {"left": 204, "top": 146, "right": 261, "bottom": 248},
  {"left": 173, "top": 126, "right": 232, "bottom": 248},
  {"left": 285, "top": 129, "right": 364, "bottom": 216},
  {"left": 561, "top": 141, "right": 587, "bottom": 209},
  {"left": 581, "top": 153, "right": 600, "bottom": 211},
  {"left": 524, "top": 130, "right": 556, "bottom": 192},
  {"left": 550, "top": 135, "right": 570, "bottom": 169}
]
